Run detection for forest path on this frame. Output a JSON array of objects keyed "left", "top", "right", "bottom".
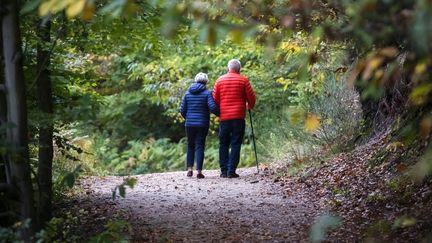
[{"left": 80, "top": 167, "right": 321, "bottom": 242}]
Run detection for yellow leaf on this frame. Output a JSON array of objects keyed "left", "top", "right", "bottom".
[
  {"left": 52, "top": 0, "right": 74, "bottom": 13},
  {"left": 420, "top": 115, "right": 432, "bottom": 139},
  {"left": 409, "top": 83, "right": 432, "bottom": 105},
  {"left": 66, "top": 0, "right": 86, "bottom": 18},
  {"left": 361, "top": 56, "right": 383, "bottom": 80},
  {"left": 39, "top": 0, "right": 54, "bottom": 16},
  {"left": 304, "top": 114, "right": 320, "bottom": 133},
  {"left": 80, "top": 3, "right": 95, "bottom": 21},
  {"left": 386, "top": 141, "right": 404, "bottom": 152},
  {"left": 379, "top": 47, "right": 398, "bottom": 58},
  {"left": 276, "top": 77, "right": 285, "bottom": 85},
  {"left": 280, "top": 42, "right": 301, "bottom": 53},
  {"left": 414, "top": 62, "right": 427, "bottom": 76}
]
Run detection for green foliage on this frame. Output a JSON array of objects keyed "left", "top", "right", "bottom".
[
  {"left": 56, "top": 164, "right": 81, "bottom": 189},
  {"left": 112, "top": 177, "right": 137, "bottom": 199},
  {"left": 93, "top": 136, "right": 255, "bottom": 175},
  {"left": 304, "top": 74, "right": 362, "bottom": 149},
  {"left": 0, "top": 220, "right": 40, "bottom": 243},
  {"left": 411, "top": 144, "right": 432, "bottom": 181},
  {"left": 261, "top": 73, "right": 362, "bottom": 164},
  {"left": 310, "top": 214, "right": 342, "bottom": 243},
  {"left": 20, "top": 0, "right": 358, "bottom": 177},
  {"left": 366, "top": 219, "right": 392, "bottom": 239},
  {"left": 393, "top": 216, "right": 417, "bottom": 229},
  {"left": 95, "top": 138, "right": 187, "bottom": 175},
  {"left": 34, "top": 215, "right": 80, "bottom": 243},
  {"left": 0, "top": 215, "right": 82, "bottom": 243},
  {"left": 89, "top": 220, "right": 132, "bottom": 243}
]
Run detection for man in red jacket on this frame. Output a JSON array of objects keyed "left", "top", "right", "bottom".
[{"left": 213, "top": 59, "right": 256, "bottom": 178}]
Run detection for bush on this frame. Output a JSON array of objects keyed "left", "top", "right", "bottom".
[
  {"left": 304, "top": 74, "right": 363, "bottom": 150},
  {"left": 262, "top": 73, "right": 362, "bottom": 164}
]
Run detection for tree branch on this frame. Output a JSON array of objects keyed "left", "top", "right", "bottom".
[{"left": 27, "top": 19, "right": 64, "bottom": 92}]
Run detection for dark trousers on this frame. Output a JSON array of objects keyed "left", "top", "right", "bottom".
[
  {"left": 186, "top": 126, "right": 209, "bottom": 170},
  {"left": 218, "top": 119, "right": 245, "bottom": 175}
]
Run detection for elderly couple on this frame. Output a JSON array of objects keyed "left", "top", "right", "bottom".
[{"left": 179, "top": 59, "right": 256, "bottom": 179}]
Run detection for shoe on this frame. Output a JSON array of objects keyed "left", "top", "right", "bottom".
[
  {"left": 227, "top": 173, "right": 240, "bottom": 178},
  {"left": 187, "top": 171, "right": 193, "bottom": 177},
  {"left": 220, "top": 173, "right": 227, "bottom": 178},
  {"left": 197, "top": 173, "right": 205, "bottom": 179}
]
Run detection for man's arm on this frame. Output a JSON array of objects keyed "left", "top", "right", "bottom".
[
  {"left": 245, "top": 80, "right": 256, "bottom": 109},
  {"left": 212, "top": 81, "right": 220, "bottom": 106}
]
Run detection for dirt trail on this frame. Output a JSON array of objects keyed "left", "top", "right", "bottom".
[{"left": 80, "top": 167, "right": 322, "bottom": 242}]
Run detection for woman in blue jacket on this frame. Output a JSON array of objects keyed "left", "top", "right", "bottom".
[{"left": 179, "top": 73, "right": 219, "bottom": 178}]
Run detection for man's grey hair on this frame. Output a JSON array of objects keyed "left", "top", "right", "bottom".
[
  {"left": 228, "top": 59, "right": 241, "bottom": 72},
  {"left": 194, "top": 72, "right": 209, "bottom": 84}
]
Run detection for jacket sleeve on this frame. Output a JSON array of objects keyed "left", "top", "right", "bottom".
[
  {"left": 245, "top": 79, "right": 256, "bottom": 110},
  {"left": 212, "top": 81, "right": 220, "bottom": 106},
  {"left": 179, "top": 94, "right": 187, "bottom": 118},
  {"left": 207, "top": 92, "right": 220, "bottom": 116}
]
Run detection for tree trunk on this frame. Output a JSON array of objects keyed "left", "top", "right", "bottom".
[
  {"left": 1, "top": 0, "right": 36, "bottom": 239},
  {"left": 0, "top": 15, "right": 9, "bottom": 182},
  {"left": 36, "top": 18, "right": 53, "bottom": 228},
  {"left": 0, "top": 13, "right": 12, "bottom": 228}
]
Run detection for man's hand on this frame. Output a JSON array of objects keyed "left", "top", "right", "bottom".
[{"left": 246, "top": 103, "right": 252, "bottom": 110}]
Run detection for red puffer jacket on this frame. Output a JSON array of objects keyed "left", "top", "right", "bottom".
[{"left": 212, "top": 70, "right": 256, "bottom": 121}]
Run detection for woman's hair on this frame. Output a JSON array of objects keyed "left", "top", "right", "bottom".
[
  {"left": 195, "top": 72, "right": 209, "bottom": 84},
  {"left": 228, "top": 59, "right": 241, "bottom": 72}
]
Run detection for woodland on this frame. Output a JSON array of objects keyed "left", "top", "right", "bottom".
[{"left": 1, "top": 0, "right": 432, "bottom": 242}]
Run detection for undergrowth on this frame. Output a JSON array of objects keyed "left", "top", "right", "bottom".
[
  {"left": 90, "top": 136, "right": 255, "bottom": 175},
  {"left": 265, "top": 74, "right": 363, "bottom": 171}
]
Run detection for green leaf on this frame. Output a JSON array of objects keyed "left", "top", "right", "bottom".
[
  {"left": 125, "top": 177, "right": 137, "bottom": 189},
  {"left": 21, "top": 0, "right": 42, "bottom": 15},
  {"left": 100, "top": 0, "right": 127, "bottom": 17},
  {"left": 73, "top": 164, "right": 82, "bottom": 174},
  {"left": 310, "top": 214, "right": 342, "bottom": 243},
  {"left": 63, "top": 173, "right": 75, "bottom": 188},
  {"left": 119, "top": 185, "right": 126, "bottom": 198},
  {"left": 393, "top": 216, "right": 417, "bottom": 229}
]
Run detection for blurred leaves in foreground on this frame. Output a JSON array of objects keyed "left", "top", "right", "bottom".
[{"left": 310, "top": 214, "right": 342, "bottom": 243}]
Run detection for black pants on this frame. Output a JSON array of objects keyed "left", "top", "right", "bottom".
[
  {"left": 186, "top": 126, "right": 209, "bottom": 170},
  {"left": 218, "top": 119, "right": 245, "bottom": 175}
]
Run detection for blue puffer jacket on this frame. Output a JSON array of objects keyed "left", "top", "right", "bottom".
[{"left": 179, "top": 82, "right": 219, "bottom": 127}]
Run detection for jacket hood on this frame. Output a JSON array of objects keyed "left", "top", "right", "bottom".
[{"left": 188, "top": 82, "right": 207, "bottom": 94}]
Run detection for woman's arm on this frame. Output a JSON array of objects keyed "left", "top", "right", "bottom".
[
  {"left": 207, "top": 92, "right": 219, "bottom": 116},
  {"left": 179, "top": 94, "right": 187, "bottom": 118}
]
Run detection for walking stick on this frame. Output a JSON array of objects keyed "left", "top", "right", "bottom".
[{"left": 248, "top": 109, "right": 259, "bottom": 173}]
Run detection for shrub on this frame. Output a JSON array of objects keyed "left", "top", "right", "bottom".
[
  {"left": 263, "top": 73, "right": 363, "bottom": 164},
  {"left": 304, "top": 74, "right": 363, "bottom": 150}
]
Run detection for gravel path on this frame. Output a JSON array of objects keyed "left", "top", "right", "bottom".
[{"left": 81, "top": 167, "right": 321, "bottom": 242}]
